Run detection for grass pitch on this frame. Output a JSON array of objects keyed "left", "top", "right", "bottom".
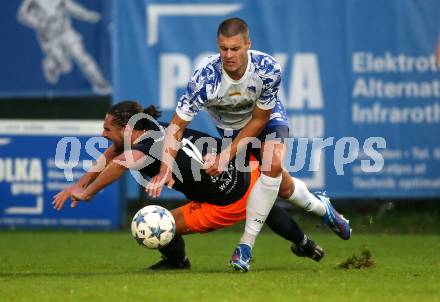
[{"left": 0, "top": 229, "right": 439, "bottom": 302}]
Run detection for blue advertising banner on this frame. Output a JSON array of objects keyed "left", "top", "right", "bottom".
[
  {"left": 0, "top": 120, "right": 120, "bottom": 229},
  {"left": 113, "top": 0, "right": 440, "bottom": 198},
  {"left": 0, "top": 0, "right": 112, "bottom": 97}
]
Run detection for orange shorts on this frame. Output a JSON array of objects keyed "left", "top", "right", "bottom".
[{"left": 181, "top": 162, "right": 260, "bottom": 233}]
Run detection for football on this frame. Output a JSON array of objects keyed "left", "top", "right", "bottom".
[{"left": 131, "top": 205, "right": 176, "bottom": 249}]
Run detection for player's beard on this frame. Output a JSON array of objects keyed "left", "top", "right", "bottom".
[{"left": 112, "top": 141, "right": 124, "bottom": 153}]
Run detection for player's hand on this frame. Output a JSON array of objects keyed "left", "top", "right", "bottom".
[
  {"left": 70, "top": 188, "right": 90, "bottom": 208},
  {"left": 146, "top": 167, "right": 175, "bottom": 198},
  {"left": 52, "top": 185, "right": 75, "bottom": 211},
  {"left": 203, "top": 153, "right": 228, "bottom": 177}
]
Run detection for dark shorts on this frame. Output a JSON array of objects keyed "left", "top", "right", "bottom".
[
  {"left": 217, "top": 124, "right": 289, "bottom": 163},
  {"left": 216, "top": 124, "right": 289, "bottom": 143},
  {"left": 216, "top": 99, "right": 290, "bottom": 143}
]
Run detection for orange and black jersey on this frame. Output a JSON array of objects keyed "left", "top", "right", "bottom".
[{"left": 131, "top": 124, "right": 251, "bottom": 206}]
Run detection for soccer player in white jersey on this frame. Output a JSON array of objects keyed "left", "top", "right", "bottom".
[{"left": 147, "top": 18, "right": 351, "bottom": 272}]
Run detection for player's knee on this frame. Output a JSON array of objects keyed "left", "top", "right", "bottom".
[
  {"left": 272, "top": 159, "right": 283, "bottom": 175},
  {"left": 278, "top": 181, "right": 293, "bottom": 199},
  {"left": 260, "top": 143, "right": 284, "bottom": 176},
  {"left": 261, "top": 163, "right": 282, "bottom": 178},
  {"left": 261, "top": 155, "right": 283, "bottom": 176},
  {"left": 277, "top": 171, "right": 293, "bottom": 198}
]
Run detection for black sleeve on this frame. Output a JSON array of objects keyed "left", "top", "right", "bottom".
[{"left": 131, "top": 138, "right": 162, "bottom": 178}]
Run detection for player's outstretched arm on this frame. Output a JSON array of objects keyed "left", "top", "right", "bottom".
[
  {"left": 69, "top": 149, "right": 147, "bottom": 208},
  {"left": 52, "top": 145, "right": 120, "bottom": 210}
]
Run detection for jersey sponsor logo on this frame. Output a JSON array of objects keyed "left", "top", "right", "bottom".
[
  {"left": 207, "top": 101, "right": 254, "bottom": 113},
  {"left": 228, "top": 91, "right": 241, "bottom": 97}
]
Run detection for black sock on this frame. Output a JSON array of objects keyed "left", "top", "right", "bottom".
[
  {"left": 265, "top": 203, "right": 305, "bottom": 245},
  {"left": 158, "top": 233, "right": 187, "bottom": 262}
]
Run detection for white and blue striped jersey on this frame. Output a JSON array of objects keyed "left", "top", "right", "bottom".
[{"left": 176, "top": 50, "right": 288, "bottom": 130}]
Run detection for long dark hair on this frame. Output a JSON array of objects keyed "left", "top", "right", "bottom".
[{"left": 107, "top": 100, "right": 161, "bottom": 130}]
